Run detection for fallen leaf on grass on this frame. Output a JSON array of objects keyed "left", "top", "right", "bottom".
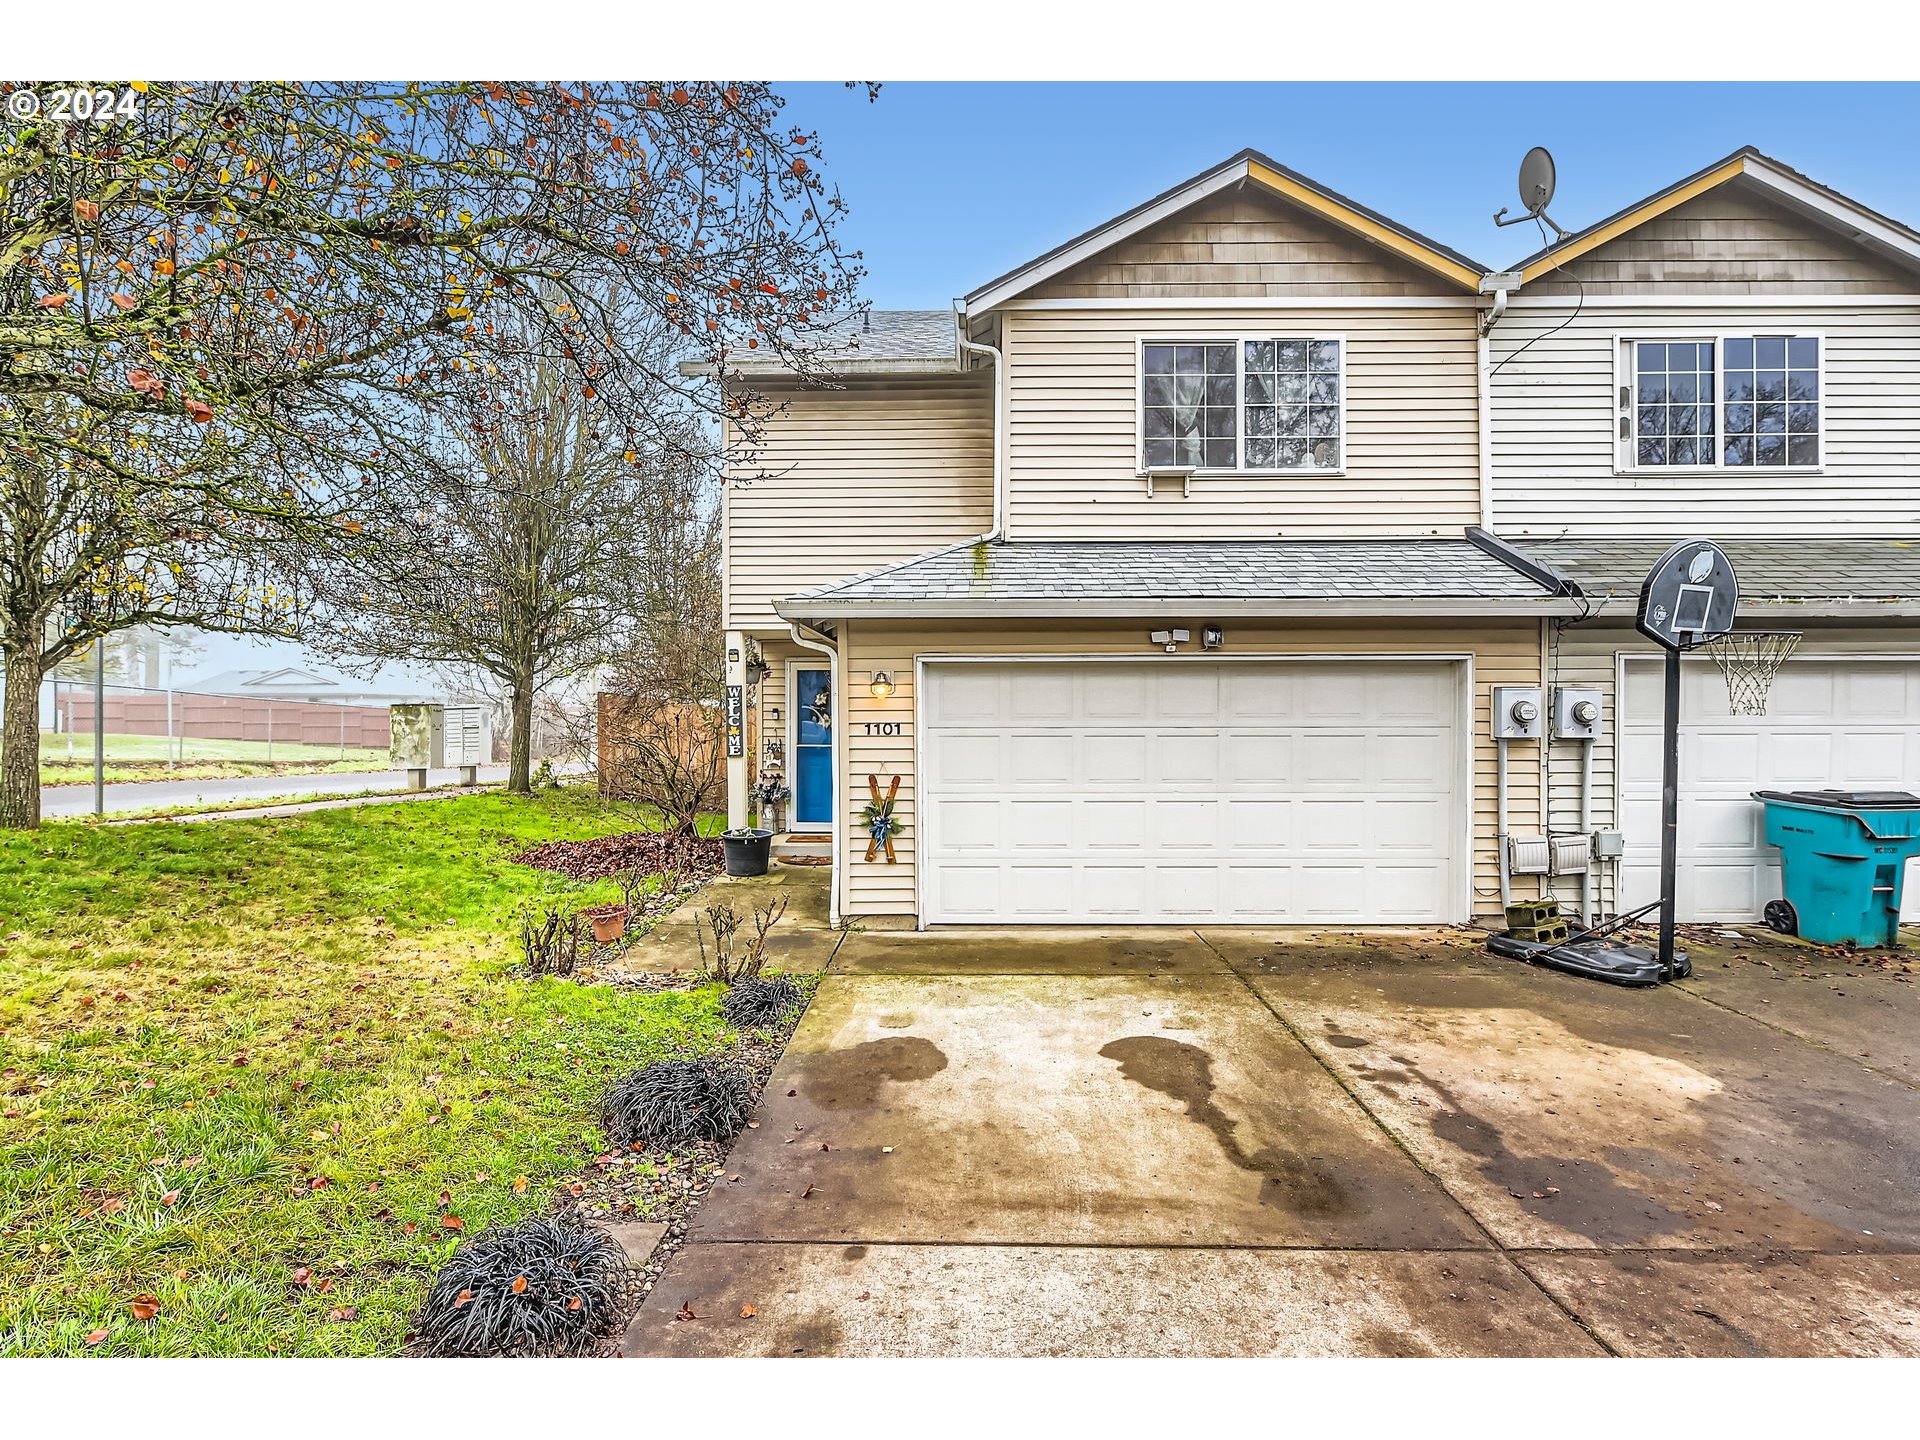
[
  {"left": 85, "top": 1329, "right": 110, "bottom": 1346},
  {"left": 160, "top": 1190, "right": 180, "bottom": 1206},
  {"left": 511, "top": 1275, "right": 528, "bottom": 1294},
  {"left": 328, "top": 1306, "right": 357, "bottom": 1322},
  {"left": 292, "top": 1267, "right": 313, "bottom": 1286},
  {"left": 128, "top": 1295, "right": 159, "bottom": 1321},
  {"left": 442, "top": 1216, "right": 464, "bottom": 1230},
  {"left": 512, "top": 1175, "right": 529, "bottom": 1194}
]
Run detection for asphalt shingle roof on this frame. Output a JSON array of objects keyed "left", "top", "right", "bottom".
[
  {"left": 1513, "top": 538, "right": 1920, "bottom": 604},
  {"left": 722, "top": 309, "right": 956, "bottom": 373},
  {"left": 789, "top": 539, "right": 1556, "bottom": 612}
]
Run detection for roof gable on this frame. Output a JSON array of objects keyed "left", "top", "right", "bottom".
[
  {"left": 1513, "top": 148, "right": 1920, "bottom": 289},
  {"left": 965, "top": 150, "right": 1486, "bottom": 310},
  {"left": 1026, "top": 184, "right": 1458, "bottom": 300}
]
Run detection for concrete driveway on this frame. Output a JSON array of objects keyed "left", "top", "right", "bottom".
[{"left": 625, "top": 909, "right": 1920, "bottom": 1357}]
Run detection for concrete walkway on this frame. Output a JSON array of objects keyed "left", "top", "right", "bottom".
[{"left": 625, "top": 884, "right": 1920, "bottom": 1357}]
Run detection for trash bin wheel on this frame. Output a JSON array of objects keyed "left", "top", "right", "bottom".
[{"left": 1763, "top": 898, "right": 1798, "bottom": 936}]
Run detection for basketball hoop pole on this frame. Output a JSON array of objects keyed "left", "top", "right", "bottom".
[{"left": 1658, "top": 643, "right": 1683, "bottom": 979}]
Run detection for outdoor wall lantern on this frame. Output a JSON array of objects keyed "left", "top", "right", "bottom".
[
  {"left": 1201, "top": 624, "right": 1225, "bottom": 649},
  {"left": 869, "top": 671, "right": 895, "bottom": 699}
]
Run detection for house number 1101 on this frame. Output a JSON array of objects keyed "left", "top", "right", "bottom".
[{"left": 862, "top": 721, "right": 904, "bottom": 736}]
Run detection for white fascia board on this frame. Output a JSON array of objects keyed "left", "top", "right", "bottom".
[
  {"left": 1739, "top": 156, "right": 1920, "bottom": 272},
  {"left": 775, "top": 597, "right": 1583, "bottom": 622},
  {"left": 1502, "top": 293, "right": 1920, "bottom": 309},
  {"left": 963, "top": 165, "right": 1248, "bottom": 315},
  {"left": 685, "top": 356, "right": 964, "bottom": 379},
  {"left": 995, "top": 295, "right": 1481, "bottom": 311}
]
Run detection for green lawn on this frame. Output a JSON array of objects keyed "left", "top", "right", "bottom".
[
  {"left": 0, "top": 791, "right": 740, "bottom": 1356},
  {"left": 38, "top": 732, "right": 389, "bottom": 786}
]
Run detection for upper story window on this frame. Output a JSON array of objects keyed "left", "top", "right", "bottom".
[
  {"left": 1141, "top": 337, "right": 1343, "bottom": 473},
  {"left": 1622, "top": 334, "right": 1822, "bottom": 471}
]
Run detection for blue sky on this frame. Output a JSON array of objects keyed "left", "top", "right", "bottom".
[{"left": 781, "top": 82, "right": 1920, "bottom": 307}]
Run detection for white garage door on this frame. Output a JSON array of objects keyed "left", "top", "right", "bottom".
[
  {"left": 920, "top": 659, "right": 1464, "bottom": 924},
  {"left": 1620, "top": 657, "right": 1920, "bottom": 922}
]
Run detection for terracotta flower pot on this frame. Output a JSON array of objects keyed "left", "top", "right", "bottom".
[{"left": 587, "top": 906, "right": 628, "bottom": 944}]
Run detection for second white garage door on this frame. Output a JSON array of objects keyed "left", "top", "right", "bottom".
[
  {"left": 919, "top": 659, "right": 1465, "bottom": 924},
  {"left": 1620, "top": 656, "right": 1920, "bottom": 923}
]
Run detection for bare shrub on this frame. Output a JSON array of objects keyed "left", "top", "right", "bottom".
[
  {"left": 521, "top": 907, "right": 583, "bottom": 976},
  {"left": 696, "top": 896, "right": 789, "bottom": 983}
]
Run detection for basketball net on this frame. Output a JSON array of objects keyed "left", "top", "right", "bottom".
[{"left": 1699, "top": 631, "right": 1801, "bottom": 716}]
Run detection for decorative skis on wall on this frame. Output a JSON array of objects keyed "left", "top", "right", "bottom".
[{"left": 863, "top": 773, "right": 902, "bottom": 863}]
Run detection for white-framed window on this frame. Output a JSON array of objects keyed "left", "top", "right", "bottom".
[
  {"left": 1619, "top": 334, "right": 1823, "bottom": 471},
  {"left": 1139, "top": 336, "right": 1344, "bottom": 473}
]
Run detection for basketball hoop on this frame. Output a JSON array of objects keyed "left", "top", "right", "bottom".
[{"left": 1700, "top": 630, "right": 1801, "bottom": 716}]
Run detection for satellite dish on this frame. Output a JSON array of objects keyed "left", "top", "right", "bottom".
[
  {"left": 1494, "top": 146, "right": 1572, "bottom": 241},
  {"left": 1517, "top": 146, "right": 1556, "bottom": 217}
]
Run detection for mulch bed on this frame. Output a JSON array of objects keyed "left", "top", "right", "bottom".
[{"left": 513, "top": 831, "right": 725, "bottom": 883}]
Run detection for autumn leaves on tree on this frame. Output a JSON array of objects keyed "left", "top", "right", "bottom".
[{"left": 0, "top": 80, "right": 862, "bottom": 824}]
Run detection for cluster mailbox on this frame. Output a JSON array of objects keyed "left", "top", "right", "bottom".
[{"left": 390, "top": 703, "right": 490, "bottom": 787}]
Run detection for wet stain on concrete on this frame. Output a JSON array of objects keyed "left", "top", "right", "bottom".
[
  {"left": 802, "top": 1037, "right": 949, "bottom": 1111},
  {"left": 1324, "top": 1033, "right": 1370, "bottom": 1049},
  {"left": 1099, "top": 1036, "right": 1352, "bottom": 1217},
  {"left": 1398, "top": 1062, "right": 1692, "bottom": 1244},
  {"left": 841, "top": 1244, "right": 868, "bottom": 1261}
]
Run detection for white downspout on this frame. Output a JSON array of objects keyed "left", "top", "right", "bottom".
[
  {"left": 1477, "top": 286, "right": 1508, "bottom": 532},
  {"left": 955, "top": 305, "right": 1005, "bottom": 543},
  {"left": 787, "top": 618, "right": 843, "bottom": 928}
]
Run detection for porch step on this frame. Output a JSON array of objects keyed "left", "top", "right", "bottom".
[{"left": 772, "top": 832, "right": 832, "bottom": 862}]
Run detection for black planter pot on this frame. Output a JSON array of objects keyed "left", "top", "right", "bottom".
[{"left": 722, "top": 827, "right": 774, "bottom": 877}]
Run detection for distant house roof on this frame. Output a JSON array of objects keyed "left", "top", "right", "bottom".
[
  {"left": 964, "top": 148, "right": 1489, "bottom": 312},
  {"left": 1507, "top": 147, "right": 1920, "bottom": 288},
  {"left": 684, "top": 309, "right": 960, "bottom": 379},
  {"left": 778, "top": 538, "right": 1570, "bottom": 620},
  {"left": 1504, "top": 537, "right": 1920, "bottom": 613},
  {"left": 187, "top": 666, "right": 341, "bottom": 694}
]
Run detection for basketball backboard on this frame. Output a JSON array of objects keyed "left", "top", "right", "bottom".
[{"left": 1636, "top": 539, "right": 1738, "bottom": 650}]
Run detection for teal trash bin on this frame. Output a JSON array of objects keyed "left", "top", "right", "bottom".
[{"left": 1752, "top": 790, "right": 1920, "bottom": 947}]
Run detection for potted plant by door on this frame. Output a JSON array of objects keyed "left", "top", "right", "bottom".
[{"left": 753, "top": 770, "right": 790, "bottom": 833}]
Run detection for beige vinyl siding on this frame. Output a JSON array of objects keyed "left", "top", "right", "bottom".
[
  {"left": 1028, "top": 187, "right": 1453, "bottom": 299},
  {"left": 722, "top": 375, "right": 993, "bottom": 630},
  {"left": 1003, "top": 307, "right": 1482, "bottom": 540},
  {"left": 837, "top": 618, "right": 1545, "bottom": 923},
  {"left": 1489, "top": 301, "right": 1920, "bottom": 536},
  {"left": 1526, "top": 186, "right": 1918, "bottom": 295}
]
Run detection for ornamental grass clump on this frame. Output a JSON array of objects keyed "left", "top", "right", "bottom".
[
  {"left": 417, "top": 1216, "right": 630, "bottom": 1357},
  {"left": 601, "top": 1059, "right": 754, "bottom": 1149},
  {"left": 721, "top": 974, "right": 803, "bottom": 1029}
]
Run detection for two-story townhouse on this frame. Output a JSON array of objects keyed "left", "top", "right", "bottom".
[
  {"left": 717, "top": 151, "right": 1577, "bottom": 929},
  {"left": 1480, "top": 149, "right": 1920, "bottom": 929}
]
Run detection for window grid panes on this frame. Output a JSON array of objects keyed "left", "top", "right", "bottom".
[
  {"left": 1243, "top": 338, "right": 1341, "bottom": 470},
  {"left": 1634, "top": 340, "right": 1715, "bottom": 467},
  {"left": 1628, "top": 335, "right": 1820, "bottom": 469},
  {"left": 1141, "top": 336, "right": 1342, "bottom": 473},
  {"left": 1722, "top": 335, "right": 1819, "bottom": 468},
  {"left": 1142, "top": 342, "right": 1236, "bottom": 470}
]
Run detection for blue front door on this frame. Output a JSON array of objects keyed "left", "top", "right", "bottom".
[{"left": 793, "top": 666, "right": 832, "bottom": 827}]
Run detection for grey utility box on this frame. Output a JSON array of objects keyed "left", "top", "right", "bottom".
[
  {"left": 1491, "top": 685, "right": 1544, "bottom": 740},
  {"left": 1552, "top": 687, "right": 1605, "bottom": 741}
]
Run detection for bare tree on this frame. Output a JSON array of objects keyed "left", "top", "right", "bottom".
[
  {"left": 0, "top": 79, "right": 863, "bottom": 826},
  {"left": 305, "top": 347, "right": 704, "bottom": 792}
]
